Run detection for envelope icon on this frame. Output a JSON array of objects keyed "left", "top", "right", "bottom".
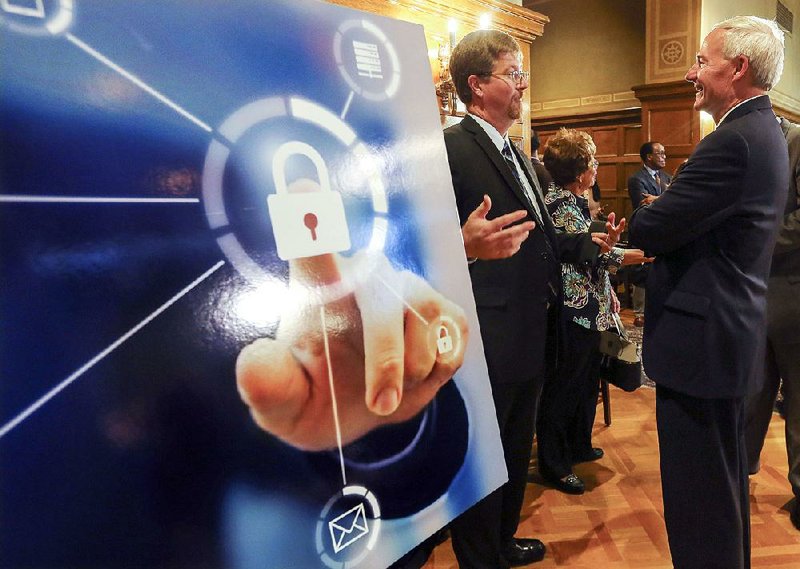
[{"left": 328, "top": 502, "right": 370, "bottom": 553}]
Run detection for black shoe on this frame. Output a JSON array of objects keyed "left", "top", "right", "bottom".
[
  {"left": 503, "top": 538, "right": 546, "bottom": 566},
  {"left": 791, "top": 502, "right": 800, "bottom": 531},
  {"left": 748, "top": 459, "right": 761, "bottom": 476},
  {"left": 543, "top": 472, "right": 585, "bottom": 495},
  {"left": 573, "top": 447, "right": 604, "bottom": 463}
]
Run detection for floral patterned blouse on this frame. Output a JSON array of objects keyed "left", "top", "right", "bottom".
[{"left": 544, "top": 185, "right": 625, "bottom": 332}]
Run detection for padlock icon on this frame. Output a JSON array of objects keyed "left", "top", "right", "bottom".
[
  {"left": 267, "top": 140, "right": 351, "bottom": 260},
  {"left": 436, "top": 325, "right": 453, "bottom": 355}
]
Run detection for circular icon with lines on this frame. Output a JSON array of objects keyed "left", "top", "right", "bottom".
[
  {"left": 334, "top": 19, "right": 401, "bottom": 103},
  {"left": 201, "top": 96, "right": 389, "bottom": 304},
  {"left": 0, "top": 0, "right": 73, "bottom": 36},
  {"left": 316, "top": 485, "right": 381, "bottom": 568}
]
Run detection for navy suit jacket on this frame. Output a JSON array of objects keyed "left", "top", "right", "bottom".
[
  {"left": 444, "top": 115, "right": 596, "bottom": 386},
  {"left": 628, "top": 96, "right": 788, "bottom": 399},
  {"left": 628, "top": 167, "right": 672, "bottom": 209}
]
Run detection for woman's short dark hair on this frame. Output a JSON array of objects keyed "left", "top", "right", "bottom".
[{"left": 542, "top": 128, "right": 596, "bottom": 187}]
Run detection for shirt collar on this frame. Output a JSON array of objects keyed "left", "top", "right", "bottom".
[
  {"left": 644, "top": 164, "right": 659, "bottom": 177},
  {"left": 468, "top": 113, "right": 509, "bottom": 153},
  {"left": 716, "top": 94, "right": 764, "bottom": 126}
]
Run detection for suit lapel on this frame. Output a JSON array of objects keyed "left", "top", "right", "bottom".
[
  {"left": 641, "top": 168, "right": 660, "bottom": 195},
  {"left": 462, "top": 116, "right": 539, "bottom": 218},
  {"left": 510, "top": 142, "right": 557, "bottom": 243}
]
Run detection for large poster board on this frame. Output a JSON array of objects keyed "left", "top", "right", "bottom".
[{"left": 0, "top": 1, "right": 507, "bottom": 567}]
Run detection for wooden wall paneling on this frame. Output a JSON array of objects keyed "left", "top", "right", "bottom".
[
  {"left": 645, "top": 0, "right": 700, "bottom": 84},
  {"left": 649, "top": 106, "right": 694, "bottom": 145},
  {"left": 623, "top": 125, "right": 643, "bottom": 156},
  {"left": 591, "top": 127, "right": 618, "bottom": 158},
  {"left": 633, "top": 80, "right": 699, "bottom": 181},
  {"left": 532, "top": 110, "right": 645, "bottom": 227}
]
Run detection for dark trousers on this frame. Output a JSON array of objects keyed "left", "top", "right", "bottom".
[
  {"left": 744, "top": 335, "right": 800, "bottom": 497},
  {"left": 537, "top": 322, "right": 601, "bottom": 478},
  {"left": 656, "top": 384, "right": 750, "bottom": 569},
  {"left": 450, "top": 379, "right": 541, "bottom": 569}
]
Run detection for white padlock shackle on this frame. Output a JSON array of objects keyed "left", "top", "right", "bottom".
[{"left": 271, "top": 140, "right": 332, "bottom": 195}]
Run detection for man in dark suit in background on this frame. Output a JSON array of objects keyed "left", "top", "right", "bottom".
[
  {"left": 628, "top": 142, "right": 672, "bottom": 209},
  {"left": 743, "top": 116, "right": 800, "bottom": 526},
  {"left": 627, "top": 142, "right": 671, "bottom": 326},
  {"left": 628, "top": 16, "right": 787, "bottom": 569},
  {"left": 443, "top": 30, "right": 622, "bottom": 568}
]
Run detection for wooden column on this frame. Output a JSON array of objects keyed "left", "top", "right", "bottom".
[
  {"left": 628, "top": 0, "right": 703, "bottom": 176},
  {"left": 632, "top": 81, "right": 704, "bottom": 176}
]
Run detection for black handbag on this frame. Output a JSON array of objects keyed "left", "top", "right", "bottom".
[{"left": 598, "top": 314, "right": 643, "bottom": 392}]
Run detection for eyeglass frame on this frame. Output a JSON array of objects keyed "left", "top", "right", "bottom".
[{"left": 480, "top": 70, "right": 530, "bottom": 85}]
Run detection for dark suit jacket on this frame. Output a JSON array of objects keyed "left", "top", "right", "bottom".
[
  {"left": 628, "top": 96, "right": 789, "bottom": 399},
  {"left": 628, "top": 167, "right": 672, "bottom": 209},
  {"left": 767, "top": 117, "right": 800, "bottom": 342},
  {"left": 444, "top": 115, "right": 596, "bottom": 386}
]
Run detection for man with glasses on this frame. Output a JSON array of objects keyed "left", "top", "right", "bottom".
[
  {"left": 628, "top": 142, "right": 671, "bottom": 209},
  {"left": 627, "top": 142, "right": 671, "bottom": 326},
  {"left": 441, "top": 29, "right": 622, "bottom": 568}
]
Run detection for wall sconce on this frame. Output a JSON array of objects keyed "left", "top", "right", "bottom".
[{"left": 435, "top": 20, "right": 458, "bottom": 115}]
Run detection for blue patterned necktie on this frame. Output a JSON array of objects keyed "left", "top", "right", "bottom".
[{"left": 502, "top": 140, "right": 523, "bottom": 188}]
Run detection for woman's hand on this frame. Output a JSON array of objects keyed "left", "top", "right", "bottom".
[{"left": 621, "top": 248, "right": 654, "bottom": 266}]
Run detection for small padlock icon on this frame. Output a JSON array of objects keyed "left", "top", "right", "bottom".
[
  {"left": 267, "top": 140, "right": 351, "bottom": 260},
  {"left": 437, "top": 325, "right": 453, "bottom": 355}
]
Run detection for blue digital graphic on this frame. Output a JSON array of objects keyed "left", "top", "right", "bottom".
[{"left": 0, "top": 1, "right": 507, "bottom": 567}]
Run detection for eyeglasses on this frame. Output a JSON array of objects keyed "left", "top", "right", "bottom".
[
  {"left": 589, "top": 159, "right": 599, "bottom": 168},
  {"left": 651, "top": 150, "right": 667, "bottom": 156},
  {"left": 483, "top": 70, "right": 530, "bottom": 85}
]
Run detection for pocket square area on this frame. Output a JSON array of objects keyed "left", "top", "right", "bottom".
[{"left": 328, "top": 502, "right": 370, "bottom": 553}]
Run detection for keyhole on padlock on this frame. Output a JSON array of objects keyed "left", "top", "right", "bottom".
[{"left": 304, "top": 212, "right": 319, "bottom": 241}]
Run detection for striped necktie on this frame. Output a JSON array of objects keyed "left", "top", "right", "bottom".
[
  {"left": 502, "top": 140, "right": 523, "bottom": 187},
  {"left": 501, "top": 140, "right": 551, "bottom": 250},
  {"left": 502, "top": 140, "right": 540, "bottom": 220}
]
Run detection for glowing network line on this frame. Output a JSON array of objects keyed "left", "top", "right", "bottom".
[
  {"left": 0, "top": 195, "right": 199, "bottom": 203},
  {"left": 341, "top": 91, "right": 354, "bottom": 120},
  {"left": 321, "top": 305, "right": 348, "bottom": 487},
  {"left": 64, "top": 32, "right": 213, "bottom": 133},
  {"left": 0, "top": 260, "right": 226, "bottom": 440},
  {"left": 375, "top": 274, "right": 429, "bottom": 326}
]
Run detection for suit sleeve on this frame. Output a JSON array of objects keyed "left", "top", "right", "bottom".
[
  {"left": 628, "top": 129, "right": 749, "bottom": 256},
  {"left": 627, "top": 174, "right": 646, "bottom": 209},
  {"left": 773, "top": 129, "right": 800, "bottom": 257}
]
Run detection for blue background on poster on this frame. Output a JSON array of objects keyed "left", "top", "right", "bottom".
[{"left": 0, "top": 1, "right": 507, "bottom": 567}]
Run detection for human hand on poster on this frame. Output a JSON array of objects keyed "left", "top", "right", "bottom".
[{"left": 236, "top": 250, "right": 468, "bottom": 451}]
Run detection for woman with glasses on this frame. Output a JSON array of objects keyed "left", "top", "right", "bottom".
[{"left": 535, "top": 128, "right": 651, "bottom": 494}]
